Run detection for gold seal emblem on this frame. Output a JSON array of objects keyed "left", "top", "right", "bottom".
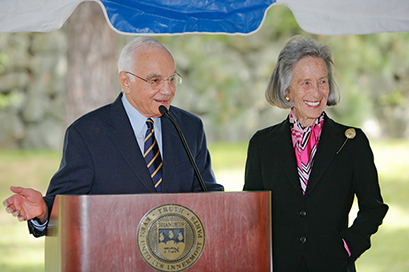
[{"left": 137, "top": 204, "right": 205, "bottom": 272}]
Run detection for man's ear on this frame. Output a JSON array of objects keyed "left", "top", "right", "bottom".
[{"left": 119, "top": 71, "right": 131, "bottom": 94}]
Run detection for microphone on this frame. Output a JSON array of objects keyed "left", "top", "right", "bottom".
[{"left": 159, "top": 105, "right": 208, "bottom": 192}]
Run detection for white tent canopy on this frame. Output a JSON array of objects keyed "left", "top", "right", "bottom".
[{"left": 1, "top": 0, "right": 408, "bottom": 35}]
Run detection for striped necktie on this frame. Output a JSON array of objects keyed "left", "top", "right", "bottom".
[{"left": 144, "top": 118, "right": 163, "bottom": 192}]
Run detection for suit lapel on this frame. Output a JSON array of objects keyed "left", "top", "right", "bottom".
[
  {"left": 107, "top": 94, "right": 156, "bottom": 192},
  {"left": 305, "top": 115, "right": 344, "bottom": 197},
  {"left": 273, "top": 119, "right": 305, "bottom": 197},
  {"left": 160, "top": 110, "right": 185, "bottom": 192}
]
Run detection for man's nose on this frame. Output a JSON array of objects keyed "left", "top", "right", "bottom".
[{"left": 159, "top": 79, "right": 173, "bottom": 94}]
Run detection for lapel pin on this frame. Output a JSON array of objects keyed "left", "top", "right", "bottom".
[{"left": 336, "top": 128, "right": 356, "bottom": 154}]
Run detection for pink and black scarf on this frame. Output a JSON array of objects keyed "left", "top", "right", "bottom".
[{"left": 290, "top": 111, "right": 325, "bottom": 194}]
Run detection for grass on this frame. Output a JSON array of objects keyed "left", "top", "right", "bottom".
[
  {"left": 0, "top": 151, "right": 59, "bottom": 272},
  {"left": 1, "top": 140, "right": 408, "bottom": 271}
]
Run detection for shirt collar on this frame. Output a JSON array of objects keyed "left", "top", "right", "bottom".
[{"left": 121, "top": 94, "right": 162, "bottom": 138}]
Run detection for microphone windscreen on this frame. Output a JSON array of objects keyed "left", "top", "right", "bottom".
[{"left": 159, "top": 105, "right": 168, "bottom": 116}]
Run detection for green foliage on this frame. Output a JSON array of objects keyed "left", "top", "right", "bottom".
[
  {"left": 0, "top": 92, "right": 24, "bottom": 110},
  {"left": 157, "top": 9, "right": 409, "bottom": 138},
  {"left": 378, "top": 88, "right": 407, "bottom": 107},
  {"left": 262, "top": 5, "right": 306, "bottom": 38},
  {"left": 0, "top": 52, "right": 8, "bottom": 74},
  {"left": 3, "top": 6, "right": 408, "bottom": 141},
  {"left": 0, "top": 51, "right": 15, "bottom": 109},
  {"left": 315, "top": 34, "right": 409, "bottom": 133},
  {"left": 0, "top": 93, "right": 10, "bottom": 109}
]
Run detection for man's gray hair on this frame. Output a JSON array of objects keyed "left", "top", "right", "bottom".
[{"left": 118, "top": 37, "right": 172, "bottom": 73}]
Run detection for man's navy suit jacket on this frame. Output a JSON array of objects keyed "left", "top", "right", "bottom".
[{"left": 29, "top": 93, "right": 223, "bottom": 236}]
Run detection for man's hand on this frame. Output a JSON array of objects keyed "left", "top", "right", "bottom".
[{"left": 3, "top": 186, "right": 48, "bottom": 223}]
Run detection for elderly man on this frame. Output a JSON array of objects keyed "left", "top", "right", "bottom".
[{"left": 4, "top": 37, "right": 224, "bottom": 237}]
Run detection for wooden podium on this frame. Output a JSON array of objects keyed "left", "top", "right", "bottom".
[{"left": 45, "top": 192, "right": 272, "bottom": 272}]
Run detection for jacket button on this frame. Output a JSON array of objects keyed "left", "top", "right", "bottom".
[
  {"left": 300, "top": 236, "right": 307, "bottom": 243},
  {"left": 299, "top": 210, "right": 307, "bottom": 217}
]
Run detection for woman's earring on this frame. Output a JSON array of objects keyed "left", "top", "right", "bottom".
[{"left": 285, "top": 96, "right": 290, "bottom": 102}]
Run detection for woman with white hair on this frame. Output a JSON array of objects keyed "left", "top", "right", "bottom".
[{"left": 244, "top": 35, "right": 388, "bottom": 272}]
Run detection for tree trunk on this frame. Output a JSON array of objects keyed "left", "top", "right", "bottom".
[{"left": 65, "top": 1, "right": 118, "bottom": 126}]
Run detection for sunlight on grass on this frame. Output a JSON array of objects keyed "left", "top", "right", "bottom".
[
  {"left": 353, "top": 139, "right": 409, "bottom": 272},
  {"left": 382, "top": 205, "right": 409, "bottom": 230},
  {"left": 208, "top": 142, "right": 247, "bottom": 191},
  {"left": 0, "top": 150, "right": 58, "bottom": 272},
  {"left": 0, "top": 140, "right": 408, "bottom": 271}
]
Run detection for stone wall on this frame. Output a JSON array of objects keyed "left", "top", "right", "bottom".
[{"left": 0, "top": 32, "right": 67, "bottom": 149}]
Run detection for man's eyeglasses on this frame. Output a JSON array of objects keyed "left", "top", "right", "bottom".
[{"left": 126, "top": 71, "right": 183, "bottom": 90}]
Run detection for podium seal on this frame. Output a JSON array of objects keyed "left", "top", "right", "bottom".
[{"left": 137, "top": 204, "right": 205, "bottom": 272}]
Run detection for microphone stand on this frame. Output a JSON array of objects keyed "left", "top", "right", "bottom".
[{"left": 159, "top": 105, "right": 208, "bottom": 192}]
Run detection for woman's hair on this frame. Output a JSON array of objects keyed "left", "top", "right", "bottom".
[
  {"left": 117, "top": 36, "right": 172, "bottom": 73},
  {"left": 265, "top": 35, "right": 340, "bottom": 108}
]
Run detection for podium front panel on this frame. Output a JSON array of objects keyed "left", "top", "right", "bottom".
[{"left": 45, "top": 192, "right": 272, "bottom": 272}]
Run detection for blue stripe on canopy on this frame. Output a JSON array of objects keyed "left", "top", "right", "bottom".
[
  {"left": 1, "top": 0, "right": 408, "bottom": 35},
  {"left": 101, "top": 0, "right": 276, "bottom": 35}
]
